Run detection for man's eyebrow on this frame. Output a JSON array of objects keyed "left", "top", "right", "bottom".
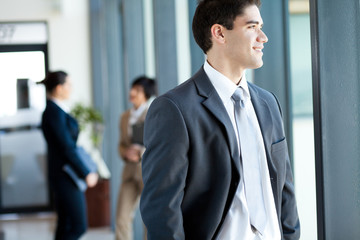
[
  {"left": 246, "top": 20, "right": 264, "bottom": 26},
  {"left": 245, "top": 20, "right": 261, "bottom": 25}
]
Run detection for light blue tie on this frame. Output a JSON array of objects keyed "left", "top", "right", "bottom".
[{"left": 232, "top": 87, "right": 267, "bottom": 235}]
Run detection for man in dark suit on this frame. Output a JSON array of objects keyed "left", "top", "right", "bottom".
[{"left": 140, "top": 0, "right": 300, "bottom": 239}]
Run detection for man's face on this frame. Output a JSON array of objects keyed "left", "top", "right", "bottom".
[
  {"left": 129, "top": 85, "right": 147, "bottom": 109},
  {"left": 223, "top": 4, "right": 268, "bottom": 70}
]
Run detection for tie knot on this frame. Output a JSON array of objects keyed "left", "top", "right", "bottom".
[{"left": 232, "top": 87, "right": 246, "bottom": 107}]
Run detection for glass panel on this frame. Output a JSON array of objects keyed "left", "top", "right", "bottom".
[
  {"left": 143, "top": 0, "right": 156, "bottom": 78},
  {"left": 0, "top": 129, "right": 47, "bottom": 208},
  {"left": 0, "top": 50, "right": 48, "bottom": 210},
  {"left": 289, "top": 1, "right": 318, "bottom": 239}
]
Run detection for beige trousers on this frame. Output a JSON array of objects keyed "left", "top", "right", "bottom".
[{"left": 115, "top": 179, "right": 146, "bottom": 240}]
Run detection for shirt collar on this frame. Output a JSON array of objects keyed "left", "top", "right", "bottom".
[
  {"left": 203, "top": 60, "right": 250, "bottom": 103},
  {"left": 130, "top": 102, "right": 147, "bottom": 118},
  {"left": 132, "top": 102, "right": 147, "bottom": 112},
  {"left": 238, "top": 73, "right": 251, "bottom": 101}
]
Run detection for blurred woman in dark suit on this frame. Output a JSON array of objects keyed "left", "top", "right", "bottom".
[{"left": 39, "top": 71, "right": 98, "bottom": 240}]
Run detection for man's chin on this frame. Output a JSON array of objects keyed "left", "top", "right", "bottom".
[{"left": 250, "top": 61, "right": 264, "bottom": 69}]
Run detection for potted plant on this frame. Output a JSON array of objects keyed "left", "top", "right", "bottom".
[
  {"left": 71, "top": 103, "right": 103, "bottom": 148},
  {"left": 71, "top": 103, "right": 110, "bottom": 179}
]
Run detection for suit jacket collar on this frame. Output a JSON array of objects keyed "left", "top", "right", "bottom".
[
  {"left": 193, "top": 67, "right": 276, "bottom": 177},
  {"left": 248, "top": 83, "right": 277, "bottom": 177},
  {"left": 248, "top": 83, "right": 273, "bottom": 144},
  {"left": 193, "top": 67, "right": 241, "bottom": 174}
]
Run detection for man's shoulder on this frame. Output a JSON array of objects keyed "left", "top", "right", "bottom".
[
  {"left": 151, "top": 81, "right": 196, "bottom": 114},
  {"left": 165, "top": 79, "right": 195, "bottom": 98},
  {"left": 161, "top": 68, "right": 206, "bottom": 102}
]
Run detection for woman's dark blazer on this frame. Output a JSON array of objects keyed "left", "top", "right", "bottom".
[{"left": 41, "top": 99, "right": 90, "bottom": 182}]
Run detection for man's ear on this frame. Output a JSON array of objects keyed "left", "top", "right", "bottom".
[{"left": 210, "top": 24, "right": 226, "bottom": 44}]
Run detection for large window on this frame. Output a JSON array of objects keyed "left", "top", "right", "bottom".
[
  {"left": 0, "top": 22, "right": 51, "bottom": 213},
  {"left": 289, "top": 1, "right": 317, "bottom": 239}
]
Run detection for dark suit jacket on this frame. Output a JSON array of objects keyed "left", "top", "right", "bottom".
[
  {"left": 140, "top": 67, "right": 300, "bottom": 240},
  {"left": 41, "top": 99, "right": 90, "bottom": 182}
]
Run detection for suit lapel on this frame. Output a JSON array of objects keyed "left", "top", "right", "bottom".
[
  {"left": 248, "top": 84, "right": 277, "bottom": 177},
  {"left": 193, "top": 68, "right": 241, "bottom": 174}
]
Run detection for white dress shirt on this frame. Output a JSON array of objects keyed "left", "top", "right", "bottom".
[{"left": 203, "top": 61, "right": 281, "bottom": 240}]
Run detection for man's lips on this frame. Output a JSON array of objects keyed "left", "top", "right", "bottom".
[{"left": 253, "top": 46, "right": 264, "bottom": 52}]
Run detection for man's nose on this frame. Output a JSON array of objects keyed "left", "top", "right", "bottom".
[{"left": 258, "top": 30, "right": 268, "bottom": 43}]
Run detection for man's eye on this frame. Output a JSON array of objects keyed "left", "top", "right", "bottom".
[{"left": 248, "top": 25, "right": 256, "bottom": 29}]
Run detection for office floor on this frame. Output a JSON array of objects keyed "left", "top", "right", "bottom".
[{"left": 0, "top": 213, "right": 114, "bottom": 240}]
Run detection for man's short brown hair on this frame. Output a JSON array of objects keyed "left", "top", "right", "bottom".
[{"left": 192, "top": 0, "right": 261, "bottom": 54}]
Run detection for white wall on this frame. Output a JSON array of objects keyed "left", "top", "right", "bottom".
[
  {"left": 175, "top": 0, "right": 191, "bottom": 84},
  {"left": 0, "top": 0, "right": 92, "bottom": 107}
]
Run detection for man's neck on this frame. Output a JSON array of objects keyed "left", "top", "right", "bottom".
[{"left": 206, "top": 55, "right": 245, "bottom": 85}]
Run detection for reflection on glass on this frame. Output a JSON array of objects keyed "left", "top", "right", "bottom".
[{"left": 1, "top": 130, "right": 47, "bottom": 208}]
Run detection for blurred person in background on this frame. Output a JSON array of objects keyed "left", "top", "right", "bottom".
[
  {"left": 116, "top": 76, "right": 157, "bottom": 240},
  {"left": 40, "top": 71, "right": 98, "bottom": 240}
]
